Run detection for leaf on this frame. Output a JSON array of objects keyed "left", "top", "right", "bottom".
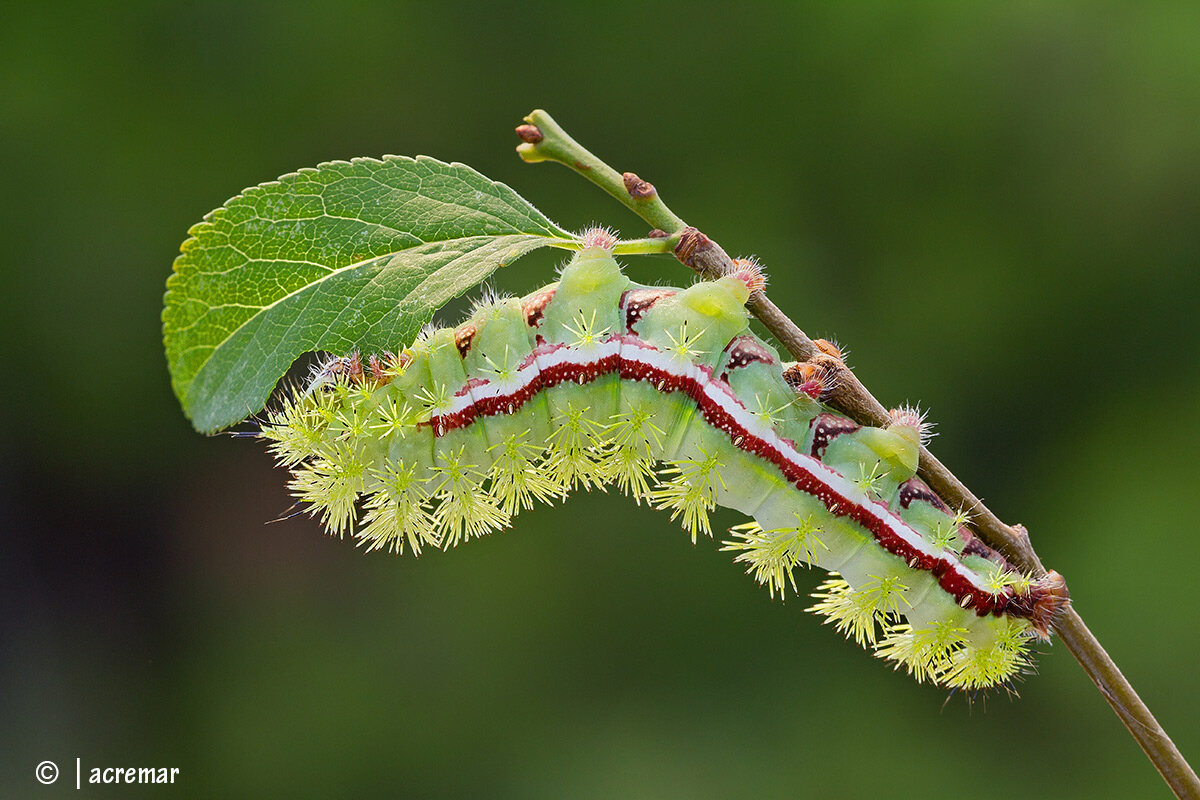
[{"left": 163, "top": 155, "right": 575, "bottom": 433}]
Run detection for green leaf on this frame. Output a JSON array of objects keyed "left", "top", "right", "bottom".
[{"left": 163, "top": 155, "right": 575, "bottom": 433}]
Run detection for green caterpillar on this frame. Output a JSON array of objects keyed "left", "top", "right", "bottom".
[{"left": 262, "top": 229, "right": 1068, "bottom": 690}]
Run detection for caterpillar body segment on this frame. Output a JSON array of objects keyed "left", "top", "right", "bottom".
[{"left": 261, "top": 244, "right": 1068, "bottom": 689}]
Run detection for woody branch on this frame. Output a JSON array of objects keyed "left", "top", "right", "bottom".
[{"left": 515, "top": 109, "right": 1200, "bottom": 800}]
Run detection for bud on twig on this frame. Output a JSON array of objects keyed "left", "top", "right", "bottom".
[
  {"left": 514, "top": 124, "right": 543, "bottom": 144},
  {"left": 622, "top": 171, "right": 657, "bottom": 200}
]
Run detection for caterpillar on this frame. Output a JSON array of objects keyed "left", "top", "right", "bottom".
[{"left": 260, "top": 228, "right": 1068, "bottom": 690}]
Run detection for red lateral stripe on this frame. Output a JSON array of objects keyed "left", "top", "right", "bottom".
[{"left": 425, "top": 343, "right": 1017, "bottom": 620}]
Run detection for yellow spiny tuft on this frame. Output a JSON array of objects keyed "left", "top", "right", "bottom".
[
  {"left": 808, "top": 577, "right": 883, "bottom": 646},
  {"left": 262, "top": 391, "right": 328, "bottom": 467},
  {"left": 319, "top": 374, "right": 354, "bottom": 408},
  {"left": 859, "top": 573, "right": 911, "bottom": 619},
  {"left": 982, "top": 563, "right": 1036, "bottom": 597},
  {"left": 875, "top": 620, "right": 969, "bottom": 684},
  {"left": 1006, "top": 571, "right": 1035, "bottom": 594},
  {"left": 332, "top": 402, "right": 372, "bottom": 444},
  {"left": 603, "top": 406, "right": 665, "bottom": 504},
  {"left": 345, "top": 380, "right": 378, "bottom": 408},
  {"left": 430, "top": 446, "right": 511, "bottom": 548},
  {"left": 852, "top": 460, "right": 889, "bottom": 497},
  {"left": 367, "top": 396, "right": 418, "bottom": 440},
  {"left": 663, "top": 321, "right": 707, "bottom": 363},
  {"left": 380, "top": 350, "right": 410, "bottom": 380},
  {"left": 545, "top": 402, "right": 608, "bottom": 490},
  {"left": 747, "top": 393, "right": 792, "bottom": 434},
  {"left": 928, "top": 517, "right": 963, "bottom": 555},
  {"left": 357, "top": 461, "right": 438, "bottom": 555},
  {"left": 288, "top": 443, "right": 366, "bottom": 537},
  {"left": 483, "top": 345, "right": 520, "bottom": 385},
  {"left": 940, "top": 618, "right": 1032, "bottom": 691},
  {"left": 415, "top": 382, "right": 454, "bottom": 417},
  {"left": 563, "top": 309, "right": 612, "bottom": 350},
  {"left": 721, "top": 514, "right": 827, "bottom": 599},
  {"left": 651, "top": 449, "right": 725, "bottom": 543},
  {"left": 488, "top": 431, "right": 565, "bottom": 514}
]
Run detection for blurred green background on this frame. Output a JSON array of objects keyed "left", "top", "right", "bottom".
[{"left": 3, "top": 2, "right": 1198, "bottom": 797}]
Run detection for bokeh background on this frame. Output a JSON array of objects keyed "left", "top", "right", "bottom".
[{"left": 3, "top": 2, "right": 1199, "bottom": 797}]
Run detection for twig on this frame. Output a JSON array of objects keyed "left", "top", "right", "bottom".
[{"left": 516, "top": 108, "right": 1200, "bottom": 800}]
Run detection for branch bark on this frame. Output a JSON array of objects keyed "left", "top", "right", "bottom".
[{"left": 516, "top": 109, "right": 1200, "bottom": 800}]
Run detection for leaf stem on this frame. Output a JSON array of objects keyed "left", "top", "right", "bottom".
[
  {"left": 612, "top": 235, "right": 680, "bottom": 256},
  {"left": 517, "top": 109, "right": 1200, "bottom": 800}
]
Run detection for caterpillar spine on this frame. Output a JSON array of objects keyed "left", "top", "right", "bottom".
[{"left": 259, "top": 239, "right": 1068, "bottom": 690}]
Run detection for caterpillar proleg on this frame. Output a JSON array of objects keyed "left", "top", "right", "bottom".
[{"left": 261, "top": 234, "right": 1068, "bottom": 690}]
